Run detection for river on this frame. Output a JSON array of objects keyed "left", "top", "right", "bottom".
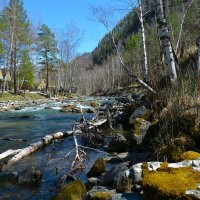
[{"left": 0, "top": 99, "right": 108, "bottom": 200}]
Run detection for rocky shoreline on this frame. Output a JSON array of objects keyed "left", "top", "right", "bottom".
[
  {"left": 53, "top": 88, "right": 200, "bottom": 200},
  {"left": 1, "top": 89, "right": 200, "bottom": 200}
]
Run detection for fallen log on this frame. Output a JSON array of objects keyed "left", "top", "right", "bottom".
[
  {"left": 0, "top": 149, "right": 22, "bottom": 160},
  {"left": 0, "top": 132, "right": 65, "bottom": 171}
]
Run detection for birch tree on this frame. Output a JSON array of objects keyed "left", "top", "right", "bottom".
[
  {"left": 156, "top": 0, "right": 178, "bottom": 82},
  {"left": 138, "top": 0, "right": 148, "bottom": 83},
  {"left": 89, "top": 5, "right": 156, "bottom": 93},
  {"left": 198, "top": 37, "right": 200, "bottom": 75}
]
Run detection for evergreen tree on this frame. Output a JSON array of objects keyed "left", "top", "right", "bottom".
[
  {"left": 37, "top": 24, "right": 58, "bottom": 94},
  {"left": 19, "top": 49, "right": 34, "bottom": 89}
]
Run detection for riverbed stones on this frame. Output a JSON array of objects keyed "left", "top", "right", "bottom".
[
  {"left": 88, "top": 186, "right": 116, "bottom": 199},
  {"left": 111, "top": 193, "right": 144, "bottom": 200},
  {"left": 11, "top": 167, "right": 42, "bottom": 186},
  {"left": 86, "top": 177, "right": 100, "bottom": 190},
  {"left": 100, "top": 163, "right": 131, "bottom": 192},
  {"left": 91, "top": 192, "right": 112, "bottom": 200},
  {"left": 106, "top": 134, "right": 128, "bottom": 153},
  {"left": 54, "top": 180, "right": 87, "bottom": 200},
  {"left": 129, "top": 106, "right": 151, "bottom": 124},
  {"left": 132, "top": 118, "right": 151, "bottom": 145},
  {"left": 87, "top": 158, "right": 106, "bottom": 178},
  {"left": 86, "top": 108, "right": 95, "bottom": 113}
]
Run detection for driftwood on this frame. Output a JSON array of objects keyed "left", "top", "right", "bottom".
[
  {"left": 0, "top": 131, "right": 66, "bottom": 171},
  {"left": 0, "top": 149, "right": 22, "bottom": 160}
]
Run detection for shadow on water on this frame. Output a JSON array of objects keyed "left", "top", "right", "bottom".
[{"left": 0, "top": 107, "right": 107, "bottom": 200}]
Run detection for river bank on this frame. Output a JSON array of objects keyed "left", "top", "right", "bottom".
[{"left": 1, "top": 87, "right": 200, "bottom": 200}]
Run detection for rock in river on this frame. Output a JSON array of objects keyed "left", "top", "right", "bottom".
[
  {"left": 106, "top": 134, "right": 129, "bottom": 153},
  {"left": 87, "top": 158, "right": 106, "bottom": 178},
  {"left": 54, "top": 180, "right": 87, "bottom": 200}
]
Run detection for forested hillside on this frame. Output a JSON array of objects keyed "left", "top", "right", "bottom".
[{"left": 0, "top": 0, "right": 199, "bottom": 95}]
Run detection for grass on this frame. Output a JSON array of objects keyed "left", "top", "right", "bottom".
[{"left": 0, "top": 92, "right": 47, "bottom": 101}]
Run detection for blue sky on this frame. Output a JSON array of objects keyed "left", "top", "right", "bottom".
[{"left": 21, "top": 0, "right": 128, "bottom": 54}]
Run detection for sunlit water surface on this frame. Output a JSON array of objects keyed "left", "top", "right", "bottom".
[{"left": 0, "top": 101, "right": 107, "bottom": 200}]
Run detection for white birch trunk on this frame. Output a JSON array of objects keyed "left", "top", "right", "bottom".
[
  {"left": 157, "top": 0, "right": 178, "bottom": 82},
  {"left": 138, "top": 0, "right": 148, "bottom": 83},
  {"left": 198, "top": 37, "right": 200, "bottom": 75},
  {"left": 0, "top": 132, "right": 65, "bottom": 171}
]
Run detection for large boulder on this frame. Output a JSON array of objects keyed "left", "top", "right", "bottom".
[
  {"left": 126, "top": 160, "right": 200, "bottom": 200},
  {"left": 54, "top": 180, "right": 87, "bottom": 200},
  {"left": 100, "top": 163, "right": 131, "bottom": 192},
  {"left": 87, "top": 158, "right": 106, "bottom": 178},
  {"left": 142, "top": 166, "right": 200, "bottom": 200},
  {"left": 130, "top": 106, "right": 151, "bottom": 124},
  {"left": 132, "top": 118, "right": 151, "bottom": 145},
  {"left": 106, "top": 134, "right": 129, "bottom": 153}
]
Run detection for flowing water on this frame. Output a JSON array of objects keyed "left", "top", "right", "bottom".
[{"left": 0, "top": 100, "right": 108, "bottom": 200}]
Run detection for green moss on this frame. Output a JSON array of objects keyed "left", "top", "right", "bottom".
[
  {"left": 91, "top": 192, "right": 112, "bottom": 200},
  {"left": 133, "top": 118, "right": 145, "bottom": 136},
  {"left": 181, "top": 151, "right": 200, "bottom": 161},
  {"left": 140, "top": 110, "right": 152, "bottom": 121},
  {"left": 142, "top": 167, "right": 200, "bottom": 200},
  {"left": 90, "top": 102, "right": 98, "bottom": 107},
  {"left": 54, "top": 180, "right": 87, "bottom": 200},
  {"left": 87, "top": 158, "right": 106, "bottom": 177}
]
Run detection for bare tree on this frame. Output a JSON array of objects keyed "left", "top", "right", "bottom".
[
  {"left": 58, "top": 22, "right": 83, "bottom": 93},
  {"left": 89, "top": 4, "right": 156, "bottom": 93},
  {"left": 175, "top": 0, "right": 194, "bottom": 54}
]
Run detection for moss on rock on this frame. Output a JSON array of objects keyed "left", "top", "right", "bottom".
[
  {"left": 181, "top": 151, "right": 200, "bottom": 161},
  {"left": 54, "top": 180, "right": 87, "bottom": 200},
  {"left": 87, "top": 158, "right": 106, "bottom": 177},
  {"left": 90, "top": 102, "right": 98, "bottom": 107},
  {"left": 142, "top": 167, "right": 200, "bottom": 200},
  {"left": 91, "top": 192, "right": 112, "bottom": 200}
]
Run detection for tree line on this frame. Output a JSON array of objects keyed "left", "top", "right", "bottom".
[
  {"left": 0, "top": 0, "right": 199, "bottom": 96},
  {"left": 0, "top": 0, "right": 82, "bottom": 95}
]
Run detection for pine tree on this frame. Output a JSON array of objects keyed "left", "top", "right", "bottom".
[
  {"left": 19, "top": 49, "right": 34, "bottom": 89},
  {"left": 37, "top": 24, "right": 58, "bottom": 94}
]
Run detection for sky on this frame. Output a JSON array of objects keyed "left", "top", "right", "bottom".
[{"left": 20, "top": 0, "right": 129, "bottom": 54}]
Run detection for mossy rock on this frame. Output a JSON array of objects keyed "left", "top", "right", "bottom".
[
  {"left": 54, "top": 180, "right": 87, "bottom": 200},
  {"left": 91, "top": 192, "right": 112, "bottom": 200},
  {"left": 130, "top": 106, "right": 152, "bottom": 125},
  {"left": 87, "top": 158, "right": 106, "bottom": 178},
  {"left": 90, "top": 102, "right": 98, "bottom": 107},
  {"left": 181, "top": 151, "right": 200, "bottom": 161},
  {"left": 60, "top": 104, "right": 76, "bottom": 112},
  {"left": 132, "top": 118, "right": 151, "bottom": 145},
  {"left": 142, "top": 167, "right": 200, "bottom": 200}
]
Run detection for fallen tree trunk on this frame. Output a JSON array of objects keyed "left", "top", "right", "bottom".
[
  {"left": 0, "top": 149, "right": 22, "bottom": 160},
  {"left": 0, "top": 132, "right": 65, "bottom": 171}
]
